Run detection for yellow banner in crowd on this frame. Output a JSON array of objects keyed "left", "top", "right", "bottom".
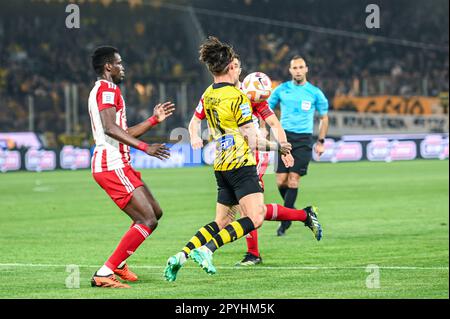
[{"left": 333, "top": 96, "right": 441, "bottom": 115}]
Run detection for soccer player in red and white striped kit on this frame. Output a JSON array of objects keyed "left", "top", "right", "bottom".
[{"left": 88, "top": 46, "right": 175, "bottom": 288}]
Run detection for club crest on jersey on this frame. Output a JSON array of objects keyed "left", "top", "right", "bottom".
[
  {"left": 102, "top": 91, "right": 115, "bottom": 105},
  {"left": 301, "top": 100, "right": 312, "bottom": 111},
  {"left": 240, "top": 103, "right": 251, "bottom": 117},
  {"left": 217, "top": 135, "right": 235, "bottom": 151}
]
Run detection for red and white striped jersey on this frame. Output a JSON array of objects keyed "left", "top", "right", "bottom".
[{"left": 88, "top": 80, "right": 131, "bottom": 173}]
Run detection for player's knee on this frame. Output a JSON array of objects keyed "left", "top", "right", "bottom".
[
  {"left": 140, "top": 215, "right": 158, "bottom": 231},
  {"left": 276, "top": 176, "right": 288, "bottom": 188},
  {"left": 287, "top": 180, "right": 299, "bottom": 188},
  {"left": 153, "top": 205, "right": 163, "bottom": 220},
  {"left": 287, "top": 176, "right": 300, "bottom": 188}
]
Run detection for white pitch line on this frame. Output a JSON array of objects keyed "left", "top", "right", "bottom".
[{"left": 0, "top": 263, "right": 447, "bottom": 271}]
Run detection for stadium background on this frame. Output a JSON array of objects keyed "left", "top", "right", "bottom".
[{"left": 0, "top": 0, "right": 448, "bottom": 300}]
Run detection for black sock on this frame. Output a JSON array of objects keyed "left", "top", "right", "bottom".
[
  {"left": 284, "top": 188, "right": 298, "bottom": 209},
  {"left": 284, "top": 188, "right": 298, "bottom": 208},
  {"left": 278, "top": 186, "right": 288, "bottom": 201},
  {"left": 182, "top": 221, "right": 220, "bottom": 258},
  {"left": 205, "top": 217, "right": 255, "bottom": 253},
  {"left": 280, "top": 188, "right": 298, "bottom": 230}
]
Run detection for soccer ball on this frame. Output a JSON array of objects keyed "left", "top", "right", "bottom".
[{"left": 241, "top": 72, "right": 272, "bottom": 103}]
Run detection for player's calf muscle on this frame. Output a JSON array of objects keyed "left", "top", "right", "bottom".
[{"left": 239, "top": 198, "right": 265, "bottom": 228}]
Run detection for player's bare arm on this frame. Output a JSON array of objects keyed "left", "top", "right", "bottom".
[
  {"left": 314, "top": 114, "right": 329, "bottom": 157},
  {"left": 188, "top": 115, "right": 204, "bottom": 149},
  {"left": 265, "top": 114, "right": 288, "bottom": 145},
  {"left": 264, "top": 114, "right": 294, "bottom": 167},
  {"left": 99, "top": 107, "right": 170, "bottom": 160},
  {"left": 258, "top": 119, "right": 269, "bottom": 139},
  {"left": 239, "top": 122, "right": 291, "bottom": 155},
  {"left": 127, "top": 102, "right": 175, "bottom": 138}
]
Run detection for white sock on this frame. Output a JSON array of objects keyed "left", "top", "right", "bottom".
[
  {"left": 96, "top": 265, "right": 113, "bottom": 276},
  {"left": 200, "top": 246, "right": 213, "bottom": 255},
  {"left": 118, "top": 261, "right": 126, "bottom": 269},
  {"left": 177, "top": 252, "right": 187, "bottom": 265}
]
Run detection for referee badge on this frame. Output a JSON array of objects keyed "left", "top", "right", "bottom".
[{"left": 301, "top": 100, "right": 312, "bottom": 111}]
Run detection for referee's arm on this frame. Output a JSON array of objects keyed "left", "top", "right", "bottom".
[
  {"left": 315, "top": 114, "right": 329, "bottom": 156},
  {"left": 315, "top": 89, "right": 329, "bottom": 157}
]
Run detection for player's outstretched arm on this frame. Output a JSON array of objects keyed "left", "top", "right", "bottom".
[
  {"left": 264, "top": 114, "right": 288, "bottom": 144},
  {"left": 100, "top": 107, "right": 170, "bottom": 160},
  {"left": 239, "top": 122, "right": 291, "bottom": 155},
  {"left": 188, "top": 115, "right": 204, "bottom": 149},
  {"left": 264, "top": 114, "right": 294, "bottom": 167},
  {"left": 127, "top": 102, "right": 175, "bottom": 138}
]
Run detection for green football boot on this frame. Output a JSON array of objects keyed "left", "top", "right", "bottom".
[
  {"left": 304, "top": 206, "right": 323, "bottom": 241},
  {"left": 164, "top": 252, "right": 185, "bottom": 282},
  {"left": 189, "top": 246, "right": 216, "bottom": 275}
]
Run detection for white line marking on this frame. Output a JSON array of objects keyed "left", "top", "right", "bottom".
[{"left": 0, "top": 263, "right": 447, "bottom": 271}]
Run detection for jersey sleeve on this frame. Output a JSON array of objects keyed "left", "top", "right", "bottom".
[
  {"left": 194, "top": 97, "right": 206, "bottom": 120},
  {"left": 315, "top": 88, "right": 329, "bottom": 116},
  {"left": 268, "top": 85, "right": 281, "bottom": 110},
  {"left": 96, "top": 83, "right": 119, "bottom": 111},
  {"left": 252, "top": 100, "right": 274, "bottom": 121},
  {"left": 233, "top": 94, "right": 253, "bottom": 127}
]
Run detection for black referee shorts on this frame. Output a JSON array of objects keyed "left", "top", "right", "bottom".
[
  {"left": 276, "top": 132, "right": 313, "bottom": 176},
  {"left": 214, "top": 165, "right": 263, "bottom": 206}
]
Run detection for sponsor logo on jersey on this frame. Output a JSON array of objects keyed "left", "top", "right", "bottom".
[
  {"left": 240, "top": 103, "right": 251, "bottom": 117},
  {"left": 217, "top": 135, "right": 235, "bottom": 150},
  {"left": 102, "top": 91, "right": 115, "bottom": 105}
]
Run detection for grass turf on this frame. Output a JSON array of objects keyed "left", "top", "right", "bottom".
[{"left": 0, "top": 160, "right": 448, "bottom": 298}]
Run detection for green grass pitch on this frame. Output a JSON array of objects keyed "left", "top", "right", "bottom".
[{"left": 0, "top": 160, "right": 448, "bottom": 298}]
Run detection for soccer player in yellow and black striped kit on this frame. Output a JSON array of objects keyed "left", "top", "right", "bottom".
[{"left": 164, "top": 37, "right": 293, "bottom": 281}]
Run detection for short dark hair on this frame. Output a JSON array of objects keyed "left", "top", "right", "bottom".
[
  {"left": 91, "top": 46, "right": 119, "bottom": 76},
  {"left": 291, "top": 55, "right": 306, "bottom": 63},
  {"left": 199, "top": 36, "right": 235, "bottom": 75}
]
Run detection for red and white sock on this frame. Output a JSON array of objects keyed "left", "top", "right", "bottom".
[
  {"left": 245, "top": 230, "right": 260, "bottom": 257},
  {"left": 265, "top": 204, "right": 307, "bottom": 222},
  {"left": 101, "top": 224, "right": 152, "bottom": 273}
]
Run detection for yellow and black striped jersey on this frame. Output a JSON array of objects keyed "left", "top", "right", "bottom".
[{"left": 201, "top": 82, "right": 256, "bottom": 171}]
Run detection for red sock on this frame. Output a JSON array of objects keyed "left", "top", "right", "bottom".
[
  {"left": 265, "top": 204, "right": 307, "bottom": 222},
  {"left": 246, "top": 229, "right": 260, "bottom": 257},
  {"left": 105, "top": 224, "right": 152, "bottom": 270}
]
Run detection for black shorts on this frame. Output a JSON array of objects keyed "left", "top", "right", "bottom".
[
  {"left": 214, "top": 165, "right": 263, "bottom": 206},
  {"left": 276, "top": 132, "right": 313, "bottom": 176}
]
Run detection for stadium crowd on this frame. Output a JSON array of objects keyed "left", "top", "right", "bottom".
[
  {"left": 195, "top": 0, "right": 449, "bottom": 97},
  {"left": 0, "top": 0, "right": 448, "bottom": 138}
]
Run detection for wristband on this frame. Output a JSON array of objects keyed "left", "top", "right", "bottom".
[
  {"left": 136, "top": 142, "right": 149, "bottom": 152},
  {"left": 274, "top": 142, "right": 281, "bottom": 153},
  {"left": 317, "top": 138, "right": 325, "bottom": 144},
  {"left": 147, "top": 115, "right": 160, "bottom": 126}
]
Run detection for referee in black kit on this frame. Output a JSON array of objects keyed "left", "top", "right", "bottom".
[{"left": 267, "top": 56, "right": 329, "bottom": 236}]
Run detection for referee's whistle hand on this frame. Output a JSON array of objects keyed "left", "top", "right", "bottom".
[
  {"left": 281, "top": 153, "right": 294, "bottom": 168},
  {"left": 314, "top": 143, "right": 325, "bottom": 158},
  {"left": 279, "top": 142, "right": 292, "bottom": 155}
]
